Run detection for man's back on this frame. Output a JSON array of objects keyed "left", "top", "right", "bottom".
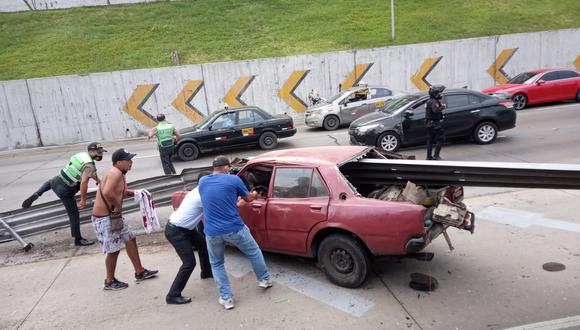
[{"left": 199, "top": 174, "right": 248, "bottom": 236}]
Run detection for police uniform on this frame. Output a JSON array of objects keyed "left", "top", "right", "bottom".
[
  {"left": 425, "top": 87, "right": 446, "bottom": 160},
  {"left": 153, "top": 121, "right": 178, "bottom": 175}
]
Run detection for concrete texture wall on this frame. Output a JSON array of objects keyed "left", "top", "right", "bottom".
[
  {"left": 1, "top": 28, "right": 579, "bottom": 150},
  {"left": 0, "top": 0, "right": 159, "bottom": 12}
]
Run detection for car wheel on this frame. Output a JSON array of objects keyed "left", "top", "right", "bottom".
[
  {"left": 318, "top": 234, "right": 370, "bottom": 288},
  {"left": 575, "top": 89, "right": 580, "bottom": 102},
  {"left": 376, "top": 131, "right": 401, "bottom": 152},
  {"left": 258, "top": 131, "right": 278, "bottom": 150},
  {"left": 177, "top": 142, "right": 199, "bottom": 161},
  {"left": 473, "top": 122, "right": 498, "bottom": 144},
  {"left": 322, "top": 115, "right": 340, "bottom": 131},
  {"left": 512, "top": 93, "right": 527, "bottom": 110}
]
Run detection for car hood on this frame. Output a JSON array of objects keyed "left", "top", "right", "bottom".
[
  {"left": 351, "top": 111, "right": 391, "bottom": 127},
  {"left": 482, "top": 84, "right": 524, "bottom": 94}
]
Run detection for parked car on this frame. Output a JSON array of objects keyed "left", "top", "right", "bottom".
[
  {"left": 482, "top": 68, "right": 580, "bottom": 110},
  {"left": 305, "top": 85, "right": 405, "bottom": 130},
  {"left": 349, "top": 89, "right": 516, "bottom": 152},
  {"left": 173, "top": 146, "right": 474, "bottom": 288},
  {"left": 175, "top": 106, "right": 296, "bottom": 161}
]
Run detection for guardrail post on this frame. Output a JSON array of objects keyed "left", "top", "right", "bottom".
[{"left": 0, "top": 218, "right": 34, "bottom": 251}]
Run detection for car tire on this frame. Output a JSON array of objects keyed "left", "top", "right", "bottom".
[
  {"left": 575, "top": 89, "right": 580, "bottom": 102},
  {"left": 512, "top": 93, "right": 527, "bottom": 110},
  {"left": 258, "top": 131, "right": 278, "bottom": 150},
  {"left": 376, "top": 131, "right": 401, "bottom": 152},
  {"left": 322, "top": 115, "right": 340, "bottom": 131},
  {"left": 177, "top": 142, "right": 199, "bottom": 161},
  {"left": 318, "top": 234, "right": 370, "bottom": 288},
  {"left": 473, "top": 121, "right": 498, "bottom": 144}
]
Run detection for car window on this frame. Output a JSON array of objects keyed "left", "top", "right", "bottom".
[
  {"left": 211, "top": 112, "right": 236, "bottom": 129},
  {"left": 370, "top": 88, "right": 393, "bottom": 99},
  {"left": 310, "top": 172, "right": 329, "bottom": 197},
  {"left": 541, "top": 71, "right": 560, "bottom": 81},
  {"left": 238, "top": 110, "right": 264, "bottom": 125},
  {"left": 445, "top": 94, "right": 470, "bottom": 108},
  {"left": 507, "top": 72, "right": 537, "bottom": 84},
  {"left": 272, "top": 168, "right": 327, "bottom": 198},
  {"left": 558, "top": 70, "right": 580, "bottom": 79},
  {"left": 468, "top": 95, "right": 482, "bottom": 104}
]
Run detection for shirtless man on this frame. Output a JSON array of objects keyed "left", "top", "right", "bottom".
[{"left": 92, "top": 148, "right": 158, "bottom": 291}]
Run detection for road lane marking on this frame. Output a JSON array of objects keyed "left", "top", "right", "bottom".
[
  {"left": 478, "top": 206, "right": 580, "bottom": 233},
  {"left": 502, "top": 315, "right": 580, "bottom": 330},
  {"left": 226, "top": 251, "right": 375, "bottom": 317}
]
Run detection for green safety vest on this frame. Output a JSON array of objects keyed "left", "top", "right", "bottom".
[
  {"left": 58, "top": 152, "right": 94, "bottom": 187},
  {"left": 156, "top": 122, "right": 175, "bottom": 147}
]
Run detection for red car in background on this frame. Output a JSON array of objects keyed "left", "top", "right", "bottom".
[{"left": 482, "top": 68, "right": 580, "bottom": 110}]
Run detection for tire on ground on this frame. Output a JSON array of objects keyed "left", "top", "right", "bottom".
[{"left": 318, "top": 234, "right": 370, "bottom": 288}]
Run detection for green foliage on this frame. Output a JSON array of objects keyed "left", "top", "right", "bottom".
[{"left": 0, "top": 0, "right": 578, "bottom": 80}]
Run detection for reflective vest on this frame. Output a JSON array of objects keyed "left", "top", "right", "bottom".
[
  {"left": 156, "top": 122, "right": 175, "bottom": 147},
  {"left": 58, "top": 152, "right": 94, "bottom": 187}
]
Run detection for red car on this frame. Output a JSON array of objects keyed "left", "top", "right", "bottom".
[{"left": 482, "top": 68, "right": 580, "bottom": 110}]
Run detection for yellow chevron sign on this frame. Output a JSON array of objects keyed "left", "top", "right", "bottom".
[
  {"left": 574, "top": 55, "right": 580, "bottom": 71},
  {"left": 224, "top": 76, "right": 256, "bottom": 108},
  {"left": 487, "top": 48, "right": 518, "bottom": 85},
  {"left": 122, "top": 84, "right": 159, "bottom": 128},
  {"left": 341, "top": 63, "right": 373, "bottom": 90},
  {"left": 171, "top": 80, "right": 205, "bottom": 123},
  {"left": 411, "top": 56, "right": 443, "bottom": 91},
  {"left": 278, "top": 70, "right": 310, "bottom": 112}
]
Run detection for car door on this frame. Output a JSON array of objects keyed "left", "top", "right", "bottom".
[
  {"left": 204, "top": 112, "right": 239, "bottom": 150},
  {"left": 529, "top": 71, "right": 561, "bottom": 103},
  {"left": 368, "top": 88, "right": 393, "bottom": 112},
  {"left": 265, "top": 167, "right": 330, "bottom": 254},
  {"left": 442, "top": 93, "right": 480, "bottom": 137},
  {"left": 401, "top": 99, "right": 428, "bottom": 145},
  {"left": 233, "top": 109, "right": 264, "bottom": 145},
  {"left": 339, "top": 89, "right": 371, "bottom": 124},
  {"left": 556, "top": 70, "right": 580, "bottom": 99}
]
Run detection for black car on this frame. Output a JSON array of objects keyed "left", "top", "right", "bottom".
[
  {"left": 176, "top": 106, "right": 296, "bottom": 161},
  {"left": 349, "top": 89, "right": 516, "bottom": 152}
]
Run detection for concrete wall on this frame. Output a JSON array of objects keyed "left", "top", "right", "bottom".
[
  {"left": 1, "top": 28, "right": 579, "bottom": 150},
  {"left": 0, "top": 0, "right": 159, "bottom": 12}
]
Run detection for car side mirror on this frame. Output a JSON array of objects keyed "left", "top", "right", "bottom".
[
  {"left": 404, "top": 110, "right": 414, "bottom": 118},
  {"left": 536, "top": 79, "right": 546, "bottom": 86}
]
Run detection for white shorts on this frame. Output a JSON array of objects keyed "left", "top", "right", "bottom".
[{"left": 92, "top": 215, "right": 135, "bottom": 254}]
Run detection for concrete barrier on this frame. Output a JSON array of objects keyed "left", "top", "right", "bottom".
[
  {"left": 0, "top": 0, "right": 160, "bottom": 12},
  {"left": 1, "top": 28, "right": 579, "bottom": 150}
]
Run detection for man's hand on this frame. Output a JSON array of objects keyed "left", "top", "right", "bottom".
[{"left": 79, "top": 199, "right": 87, "bottom": 209}]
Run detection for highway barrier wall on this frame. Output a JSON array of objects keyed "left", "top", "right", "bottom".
[
  {"left": 1, "top": 28, "right": 579, "bottom": 150},
  {"left": 0, "top": 0, "right": 158, "bottom": 12}
]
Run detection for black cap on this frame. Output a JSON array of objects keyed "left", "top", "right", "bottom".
[
  {"left": 212, "top": 155, "right": 230, "bottom": 167},
  {"left": 88, "top": 142, "right": 107, "bottom": 152},
  {"left": 112, "top": 148, "right": 137, "bottom": 163}
]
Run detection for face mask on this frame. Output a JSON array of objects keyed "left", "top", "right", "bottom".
[{"left": 93, "top": 155, "right": 103, "bottom": 161}]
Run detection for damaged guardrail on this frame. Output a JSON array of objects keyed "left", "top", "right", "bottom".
[{"left": 0, "top": 167, "right": 211, "bottom": 248}]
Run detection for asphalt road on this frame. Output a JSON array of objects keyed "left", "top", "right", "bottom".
[{"left": 1, "top": 101, "right": 580, "bottom": 329}]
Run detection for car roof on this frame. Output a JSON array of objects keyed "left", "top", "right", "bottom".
[
  {"left": 524, "top": 68, "right": 575, "bottom": 74},
  {"left": 347, "top": 85, "right": 391, "bottom": 91},
  {"left": 246, "top": 146, "right": 371, "bottom": 167},
  {"left": 407, "top": 88, "right": 479, "bottom": 98}
]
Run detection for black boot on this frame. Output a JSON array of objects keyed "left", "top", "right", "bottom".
[{"left": 22, "top": 193, "right": 39, "bottom": 208}]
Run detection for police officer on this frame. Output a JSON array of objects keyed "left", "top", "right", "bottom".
[
  {"left": 149, "top": 114, "right": 180, "bottom": 175},
  {"left": 425, "top": 85, "right": 446, "bottom": 160},
  {"left": 21, "top": 142, "right": 107, "bottom": 246}
]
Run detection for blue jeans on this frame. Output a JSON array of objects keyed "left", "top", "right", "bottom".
[{"left": 205, "top": 225, "right": 270, "bottom": 300}]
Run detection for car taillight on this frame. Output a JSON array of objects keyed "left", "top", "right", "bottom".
[
  {"left": 288, "top": 122, "right": 294, "bottom": 129},
  {"left": 499, "top": 101, "right": 514, "bottom": 109}
]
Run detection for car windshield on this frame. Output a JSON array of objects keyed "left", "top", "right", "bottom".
[
  {"left": 381, "top": 95, "right": 421, "bottom": 114},
  {"left": 324, "top": 90, "right": 350, "bottom": 104},
  {"left": 507, "top": 72, "right": 537, "bottom": 84},
  {"left": 195, "top": 111, "right": 223, "bottom": 129}
]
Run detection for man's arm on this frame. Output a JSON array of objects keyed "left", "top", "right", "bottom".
[
  {"left": 148, "top": 127, "right": 157, "bottom": 139},
  {"left": 173, "top": 127, "right": 180, "bottom": 142},
  {"left": 79, "top": 175, "right": 90, "bottom": 209}
]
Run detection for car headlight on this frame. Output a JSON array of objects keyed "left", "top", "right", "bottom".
[{"left": 356, "top": 123, "right": 382, "bottom": 134}]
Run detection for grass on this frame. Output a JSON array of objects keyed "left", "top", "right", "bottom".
[{"left": 0, "top": 0, "right": 579, "bottom": 81}]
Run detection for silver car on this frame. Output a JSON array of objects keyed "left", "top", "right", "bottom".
[{"left": 305, "top": 86, "right": 404, "bottom": 130}]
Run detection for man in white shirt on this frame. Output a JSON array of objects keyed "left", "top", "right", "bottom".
[{"left": 164, "top": 172, "right": 213, "bottom": 305}]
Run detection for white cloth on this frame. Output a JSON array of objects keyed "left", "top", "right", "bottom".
[
  {"left": 134, "top": 189, "right": 160, "bottom": 234},
  {"left": 169, "top": 187, "right": 203, "bottom": 230}
]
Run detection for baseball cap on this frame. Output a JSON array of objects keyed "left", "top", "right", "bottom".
[
  {"left": 112, "top": 148, "right": 137, "bottom": 163},
  {"left": 212, "top": 155, "right": 230, "bottom": 167},
  {"left": 87, "top": 142, "right": 107, "bottom": 153}
]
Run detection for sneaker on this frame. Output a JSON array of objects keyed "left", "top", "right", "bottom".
[
  {"left": 104, "top": 278, "right": 129, "bottom": 291},
  {"left": 135, "top": 268, "right": 159, "bottom": 283},
  {"left": 22, "top": 193, "right": 39, "bottom": 209},
  {"left": 258, "top": 279, "right": 273, "bottom": 289},
  {"left": 218, "top": 297, "right": 235, "bottom": 310},
  {"left": 74, "top": 238, "right": 94, "bottom": 246}
]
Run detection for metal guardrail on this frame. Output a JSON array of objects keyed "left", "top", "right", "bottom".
[{"left": 0, "top": 167, "right": 211, "bottom": 247}]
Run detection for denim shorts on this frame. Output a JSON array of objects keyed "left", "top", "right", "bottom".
[{"left": 92, "top": 215, "right": 135, "bottom": 254}]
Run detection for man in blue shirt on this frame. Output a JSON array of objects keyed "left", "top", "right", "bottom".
[
  {"left": 164, "top": 172, "right": 213, "bottom": 305},
  {"left": 199, "top": 155, "right": 272, "bottom": 310}
]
